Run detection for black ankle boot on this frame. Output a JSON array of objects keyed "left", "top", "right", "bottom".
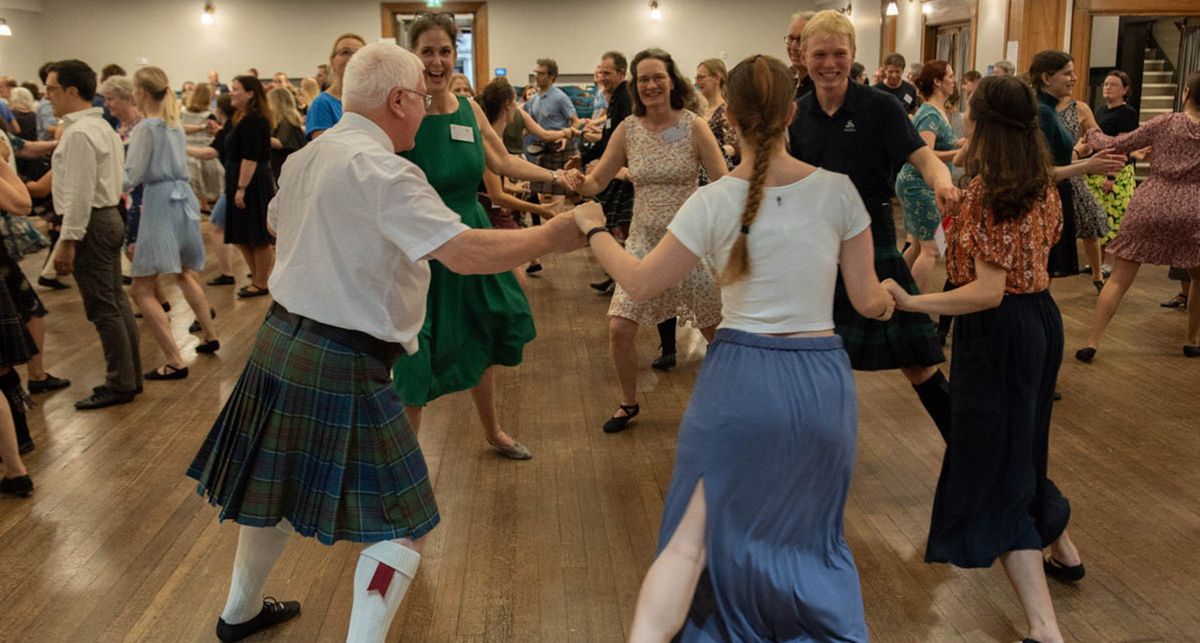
[{"left": 913, "top": 370, "right": 950, "bottom": 443}]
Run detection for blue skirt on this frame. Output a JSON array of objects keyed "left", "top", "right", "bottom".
[{"left": 660, "top": 329, "right": 868, "bottom": 642}]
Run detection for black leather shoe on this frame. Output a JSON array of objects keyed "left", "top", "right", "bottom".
[
  {"left": 590, "top": 277, "right": 615, "bottom": 293},
  {"left": 196, "top": 339, "right": 220, "bottom": 354},
  {"left": 216, "top": 598, "right": 301, "bottom": 642},
  {"left": 525, "top": 262, "right": 543, "bottom": 274},
  {"left": 145, "top": 364, "right": 189, "bottom": 380},
  {"left": 207, "top": 274, "right": 236, "bottom": 286},
  {"left": 651, "top": 353, "right": 676, "bottom": 371},
  {"left": 75, "top": 387, "right": 137, "bottom": 410},
  {"left": 1185, "top": 345, "right": 1200, "bottom": 358},
  {"left": 1161, "top": 294, "right": 1188, "bottom": 308},
  {"left": 189, "top": 308, "right": 217, "bottom": 333},
  {"left": 1044, "top": 557, "right": 1085, "bottom": 582},
  {"left": 0, "top": 475, "right": 34, "bottom": 497},
  {"left": 603, "top": 403, "right": 640, "bottom": 434},
  {"left": 1075, "top": 347, "right": 1097, "bottom": 363},
  {"left": 37, "top": 276, "right": 70, "bottom": 290},
  {"left": 27, "top": 374, "right": 71, "bottom": 393}
]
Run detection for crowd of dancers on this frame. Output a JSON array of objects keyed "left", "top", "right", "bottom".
[{"left": 1, "top": 6, "right": 1198, "bottom": 642}]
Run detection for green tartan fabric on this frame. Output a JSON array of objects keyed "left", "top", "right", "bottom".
[
  {"left": 187, "top": 310, "right": 440, "bottom": 545},
  {"left": 833, "top": 243, "right": 945, "bottom": 371}
]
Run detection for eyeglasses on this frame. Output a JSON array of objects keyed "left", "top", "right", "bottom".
[
  {"left": 400, "top": 87, "right": 433, "bottom": 109},
  {"left": 783, "top": 35, "right": 803, "bottom": 46}
]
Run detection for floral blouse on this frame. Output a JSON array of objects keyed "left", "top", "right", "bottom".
[
  {"left": 708, "top": 104, "right": 740, "bottom": 170},
  {"left": 946, "top": 177, "right": 1063, "bottom": 294}
]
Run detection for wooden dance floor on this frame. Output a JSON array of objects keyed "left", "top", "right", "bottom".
[{"left": 1, "top": 227, "right": 1198, "bottom": 642}]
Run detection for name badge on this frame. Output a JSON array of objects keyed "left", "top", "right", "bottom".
[
  {"left": 661, "top": 125, "right": 685, "bottom": 143},
  {"left": 903, "top": 94, "right": 913, "bottom": 104},
  {"left": 450, "top": 124, "right": 474, "bottom": 143},
  {"left": 604, "top": 118, "right": 612, "bottom": 130}
]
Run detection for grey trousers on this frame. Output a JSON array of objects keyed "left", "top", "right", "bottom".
[{"left": 74, "top": 207, "right": 141, "bottom": 392}]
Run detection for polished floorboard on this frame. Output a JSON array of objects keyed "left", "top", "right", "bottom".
[{"left": 1, "top": 229, "right": 1197, "bottom": 642}]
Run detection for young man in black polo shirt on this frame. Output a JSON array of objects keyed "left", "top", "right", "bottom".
[
  {"left": 873, "top": 53, "right": 920, "bottom": 113},
  {"left": 788, "top": 11, "right": 959, "bottom": 441}
]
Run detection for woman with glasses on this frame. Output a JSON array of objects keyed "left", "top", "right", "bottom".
[
  {"left": 394, "top": 12, "right": 580, "bottom": 460},
  {"left": 695, "top": 58, "right": 739, "bottom": 170},
  {"left": 305, "top": 33, "right": 365, "bottom": 140}
]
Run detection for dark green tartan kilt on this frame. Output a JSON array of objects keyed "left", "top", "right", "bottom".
[
  {"left": 834, "top": 243, "right": 946, "bottom": 371},
  {"left": 187, "top": 310, "right": 440, "bottom": 545}
]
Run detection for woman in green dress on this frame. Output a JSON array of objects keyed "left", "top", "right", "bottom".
[{"left": 397, "top": 13, "right": 579, "bottom": 460}]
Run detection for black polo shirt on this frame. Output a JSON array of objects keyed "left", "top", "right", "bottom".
[
  {"left": 795, "top": 74, "right": 815, "bottom": 100},
  {"left": 872, "top": 80, "right": 919, "bottom": 111},
  {"left": 581, "top": 81, "right": 632, "bottom": 165},
  {"left": 788, "top": 80, "right": 925, "bottom": 205}
]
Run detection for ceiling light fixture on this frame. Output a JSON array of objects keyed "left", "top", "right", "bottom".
[
  {"left": 200, "top": 1, "right": 216, "bottom": 25},
  {"left": 649, "top": 1, "right": 662, "bottom": 20},
  {"left": 885, "top": 2, "right": 899, "bottom": 17},
  {"left": 922, "top": 2, "right": 934, "bottom": 15},
  {"left": 0, "top": 19, "right": 12, "bottom": 37}
]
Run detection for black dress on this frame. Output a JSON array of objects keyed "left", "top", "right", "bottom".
[
  {"left": 223, "top": 113, "right": 275, "bottom": 246},
  {"left": 270, "top": 120, "right": 305, "bottom": 182},
  {"left": 1038, "top": 92, "right": 1080, "bottom": 277}
]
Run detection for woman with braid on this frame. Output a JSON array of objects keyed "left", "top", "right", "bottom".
[{"left": 575, "top": 54, "right": 891, "bottom": 641}]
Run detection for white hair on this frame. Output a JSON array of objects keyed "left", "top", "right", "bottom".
[
  {"left": 9, "top": 87, "right": 36, "bottom": 111},
  {"left": 342, "top": 42, "right": 424, "bottom": 111},
  {"left": 993, "top": 60, "right": 1016, "bottom": 76},
  {"left": 99, "top": 75, "right": 135, "bottom": 101}
]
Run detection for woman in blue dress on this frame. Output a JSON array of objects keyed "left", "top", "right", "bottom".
[
  {"left": 896, "top": 60, "right": 961, "bottom": 294},
  {"left": 126, "top": 67, "right": 219, "bottom": 380}
]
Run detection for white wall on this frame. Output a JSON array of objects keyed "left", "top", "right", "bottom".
[
  {"left": 1089, "top": 15, "right": 1120, "bottom": 68},
  {"left": 9, "top": 0, "right": 890, "bottom": 91},
  {"left": 974, "top": 0, "right": 1008, "bottom": 70},
  {"left": 894, "top": 0, "right": 924, "bottom": 69},
  {"left": 0, "top": 7, "right": 46, "bottom": 82}
]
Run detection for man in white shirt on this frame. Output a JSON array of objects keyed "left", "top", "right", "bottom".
[
  {"left": 187, "top": 42, "right": 590, "bottom": 643},
  {"left": 47, "top": 59, "right": 141, "bottom": 410}
]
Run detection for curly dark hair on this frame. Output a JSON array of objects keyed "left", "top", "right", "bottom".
[
  {"left": 963, "top": 76, "right": 1056, "bottom": 223},
  {"left": 915, "top": 60, "right": 950, "bottom": 99}
]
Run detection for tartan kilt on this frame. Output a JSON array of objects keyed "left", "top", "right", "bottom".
[
  {"left": 186, "top": 310, "right": 440, "bottom": 545},
  {"left": 599, "top": 179, "right": 635, "bottom": 231},
  {"left": 834, "top": 243, "right": 946, "bottom": 371},
  {"left": 528, "top": 143, "right": 576, "bottom": 195}
]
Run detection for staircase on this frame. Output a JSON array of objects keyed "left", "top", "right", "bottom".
[{"left": 1135, "top": 49, "right": 1176, "bottom": 181}]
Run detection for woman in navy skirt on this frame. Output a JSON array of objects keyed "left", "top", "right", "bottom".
[
  {"left": 885, "top": 76, "right": 1084, "bottom": 643},
  {"left": 576, "top": 53, "right": 894, "bottom": 641}
]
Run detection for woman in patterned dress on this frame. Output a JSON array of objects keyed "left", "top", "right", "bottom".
[
  {"left": 577, "top": 48, "right": 729, "bottom": 434},
  {"left": 1083, "top": 71, "right": 1140, "bottom": 248},
  {"left": 1076, "top": 72, "right": 1200, "bottom": 361},
  {"left": 1057, "top": 93, "right": 1110, "bottom": 291},
  {"left": 695, "top": 59, "right": 739, "bottom": 170}
]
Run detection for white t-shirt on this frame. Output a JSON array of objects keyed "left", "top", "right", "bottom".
[
  {"left": 667, "top": 169, "right": 869, "bottom": 334},
  {"left": 268, "top": 112, "right": 469, "bottom": 353}
]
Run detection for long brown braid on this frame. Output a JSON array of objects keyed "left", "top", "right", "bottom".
[{"left": 718, "top": 55, "right": 794, "bottom": 286}]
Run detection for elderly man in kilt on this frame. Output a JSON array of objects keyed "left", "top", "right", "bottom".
[{"left": 187, "top": 43, "right": 587, "bottom": 643}]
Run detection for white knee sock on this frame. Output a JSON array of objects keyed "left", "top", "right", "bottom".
[
  {"left": 220, "top": 523, "right": 292, "bottom": 625},
  {"left": 346, "top": 541, "right": 422, "bottom": 643}
]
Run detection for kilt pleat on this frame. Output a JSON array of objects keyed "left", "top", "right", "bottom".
[{"left": 187, "top": 310, "right": 440, "bottom": 545}]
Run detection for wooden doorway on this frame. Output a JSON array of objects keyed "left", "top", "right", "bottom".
[
  {"left": 380, "top": 2, "right": 490, "bottom": 94},
  {"left": 920, "top": 1, "right": 979, "bottom": 98},
  {"left": 1069, "top": 0, "right": 1200, "bottom": 100}
]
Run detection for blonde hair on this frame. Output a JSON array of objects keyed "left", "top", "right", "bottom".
[
  {"left": 9, "top": 87, "right": 35, "bottom": 112},
  {"left": 267, "top": 86, "right": 303, "bottom": 129},
  {"left": 801, "top": 9, "right": 857, "bottom": 52},
  {"left": 188, "top": 82, "right": 213, "bottom": 113},
  {"left": 330, "top": 33, "right": 367, "bottom": 66},
  {"left": 719, "top": 55, "right": 795, "bottom": 285},
  {"left": 698, "top": 58, "right": 729, "bottom": 90},
  {"left": 299, "top": 77, "right": 320, "bottom": 106},
  {"left": 133, "top": 66, "right": 181, "bottom": 126}
]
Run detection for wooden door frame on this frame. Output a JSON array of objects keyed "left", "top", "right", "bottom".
[
  {"left": 1069, "top": 0, "right": 1200, "bottom": 99},
  {"left": 380, "top": 2, "right": 490, "bottom": 93},
  {"left": 920, "top": 0, "right": 979, "bottom": 70}
]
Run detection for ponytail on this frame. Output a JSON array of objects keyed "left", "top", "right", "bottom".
[
  {"left": 133, "top": 66, "right": 180, "bottom": 127},
  {"left": 160, "top": 89, "right": 181, "bottom": 127}
]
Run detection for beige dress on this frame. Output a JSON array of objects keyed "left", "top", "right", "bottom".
[{"left": 608, "top": 111, "right": 722, "bottom": 328}]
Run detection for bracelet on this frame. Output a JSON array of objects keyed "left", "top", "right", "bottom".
[
  {"left": 585, "top": 226, "right": 609, "bottom": 242},
  {"left": 550, "top": 169, "right": 560, "bottom": 185}
]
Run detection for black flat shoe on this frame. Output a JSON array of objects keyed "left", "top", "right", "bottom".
[
  {"left": 27, "top": 373, "right": 71, "bottom": 393},
  {"left": 74, "top": 386, "right": 136, "bottom": 410},
  {"left": 37, "top": 276, "right": 70, "bottom": 290},
  {"left": 189, "top": 308, "right": 217, "bottom": 333},
  {"left": 216, "top": 597, "right": 301, "bottom": 642},
  {"left": 651, "top": 352, "right": 676, "bottom": 371},
  {"left": 603, "top": 403, "right": 640, "bottom": 434},
  {"left": 1044, "top": 556, "right": 1085, "bottom": 582},
  {"left": 145, "top": 364, "right": 189, "bottom": 380},
  {"left": 525, "top": 262, "right": 543, "bottom": 274},
  {"left": 1184, "top": 345, "right": 1200, "bottom": 358},
  {"left": 237, "top": 285, "right": 270, "bottom": 298},
  {"left": 0, "top": 475, "right": 34, "bottom": 497},
  {"left": 1161, "top": 294, "right": 1188, "bottom": 308},
  {"left": 1075, "top": 347, "right": 1097, "bottom": 363},
  {"left": 207, "top": 274, "right": 236, "bottom": 286},
  {"left": 590, "top": 277, "right": 614, "bottom": 293},
  {"left": 1093, "top": 280, "right": 1105, "bottom": 294},
  {"left": 196, "top": 339, "right": 220, "bottom": 354}
]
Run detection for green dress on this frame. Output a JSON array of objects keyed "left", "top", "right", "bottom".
[{"left": 392, "top": 96, "right": 536, "bottom": 406}]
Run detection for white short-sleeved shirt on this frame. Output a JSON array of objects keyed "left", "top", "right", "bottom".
[
  {"left": 667, "top": 169, "right": 870, "bottom": 334},
  {"left": 267, "top": 112, "right": 469, "bottom": 353}
]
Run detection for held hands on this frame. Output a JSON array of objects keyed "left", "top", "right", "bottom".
[
  {"left": 556, "top": 168, "right": 584, "bottom": 192},
  {"left": 572, "top": 201, "right": 606, "bottom": 234},
  {"left": 880, "top": 278, "right": 910, "bottom": 315},
  {"left": 934, "top": 182, "right": 962, "bottom": 217},
  {"left": 1084, "top": 151, "right": 1127, "bottom": 176},
  {"left": 545, "top": 210, "right": 587, "bottom": 252}
]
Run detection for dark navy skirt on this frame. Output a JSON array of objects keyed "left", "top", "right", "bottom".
[
  {"left": 660, "top": 329, "right": 868, "bottom": 642},
  {"left": 926, "top": 291, "right": 1070, "bottom": 567}
]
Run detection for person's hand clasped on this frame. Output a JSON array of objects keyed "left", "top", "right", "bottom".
[
  {"left": 934, "top": 182, "right": 962, "bottom": 217},
  {"left": 573, "top": 202, "right": 606, "bottom": 234},
  {"left": 559, "top": 168, "right": 584, "bottom": 192},
  {"left": 546, "top": 210, "right": 587, "bottom": 251},
  {"left": 880, "top": 278, "right": 909, "bottom": 315}
]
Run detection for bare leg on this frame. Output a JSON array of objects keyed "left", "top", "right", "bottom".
[
  {"left": 212, "top": 225, "right": 234, "bottom": 276},
  {"left": 236, "top": 244, "right": 256, "bottom": 284},
  {"left": 25, "top": 315, "right": 47, "bottom": 381},
  {"left": 177, "top": 271, "right": 218, "bottom": 342},
  {"left": 629, "top": 482, "right": 708, "bottom": 642},
  {"left": 999, "top": 549, "right": 1064, "bottom": 643},
  {"left": 1047, "top": 527, "right": 1081, "bottom": 566},
  {"left": 1081, "top": 239, "right": 1104, "bottom": 282},
  {"left": 910, "top": 240, "right": 940, "bottom": 294},
  {"left": 132, "top": 276, "right": 185, "bottom": 369},
  {"left": 902, "top": 233, "right": 919, "bottom": 269},
  {"left": 900, "top": 365, "right": 938, "bottom": 386},
  {"left": 469, "top": 367, "right": 518, "bottom": 448},
  {"left": 0, "top": 386, "right": 27, "bottom": 479},
  {"left": 1187, "top": 268, "right": 1200, "bottom": 346},
  {"left": 609, "top": 316, "right": 640, "bottom": 411},
  {"left": 1083, "top": 257, "right": 1142, "bottom": 349},
  {"left": 253, "top": 246, "right": 274, "bottom": 290}
]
